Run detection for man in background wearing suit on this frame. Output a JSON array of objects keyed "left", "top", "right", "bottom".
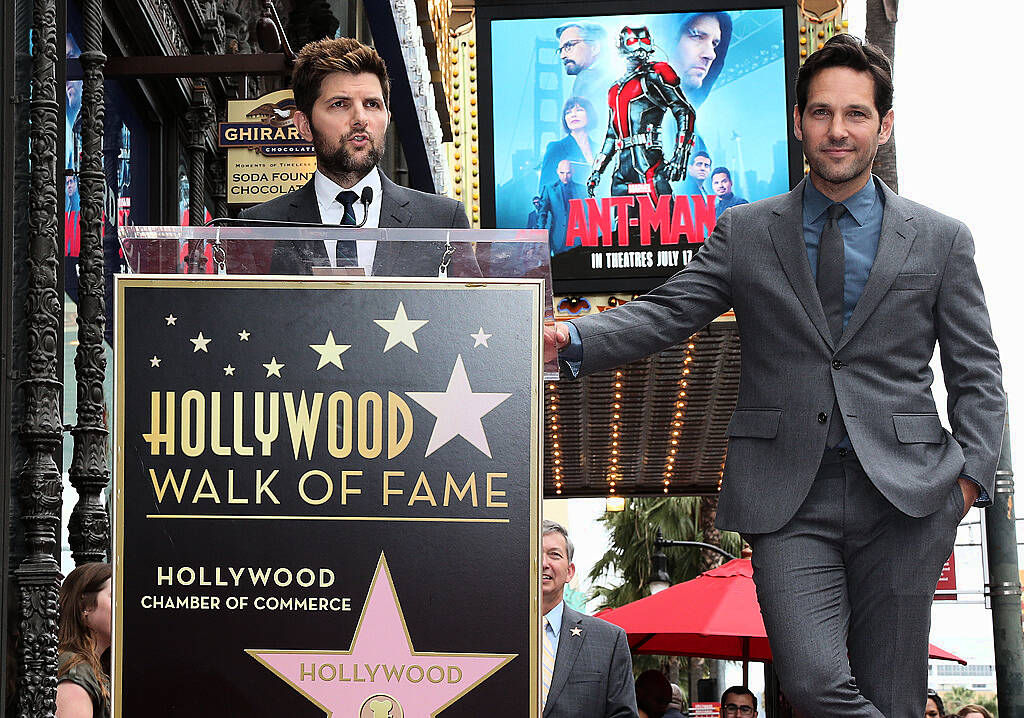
[
  {"left": 241, "top": 37, "right": 470, "bottom": 276},
  {"left": 546, "top": 35, "right": 1004, "bottom": 718},
  {"left": 541, "top": 520, "right": 636, "bottom": 718},
  {"left": 538, "top": 160, "right": 586, "bottom": 256}
]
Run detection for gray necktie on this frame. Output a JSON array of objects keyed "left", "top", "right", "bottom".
[
  {"left": 817, "top": 203, "right": 846, "bottom": 446},
  {"left": 335, "top": 190, "right": 358, "bottom": 266},
  {"left": 817, "top": 203, "right": 846, "bottom": 343}
]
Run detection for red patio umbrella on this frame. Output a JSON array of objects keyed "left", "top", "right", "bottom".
[{"left": 596, "top": 558, "right": 966, "bottom": 682}]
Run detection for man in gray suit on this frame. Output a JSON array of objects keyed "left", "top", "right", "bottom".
[
  {"left": 240, "top": 37, "right": 470, "bottom": 276},
  {"left": 541, "top": 520, "right": 637, "bottom": 718},
  {"left": 546, "top": 35, "right": 1004, "bottom": 718}
]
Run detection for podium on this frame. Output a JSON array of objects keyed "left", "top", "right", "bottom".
[{"left": 113, "top": 226, "right": 551, "bottom": 717}]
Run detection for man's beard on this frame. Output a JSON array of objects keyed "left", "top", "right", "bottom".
[
  {"left": 562, "top": 60, "right": 582, "bottom": 76},
  {"left": 312, "top": 127, "right": 382, "bottom": 181},
  {"left": 808, "top": 141, "right": 874, "bottom": 186}
]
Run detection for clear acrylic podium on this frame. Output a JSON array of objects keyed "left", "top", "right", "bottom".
[{"left": 119, "top": 225, "right": 557, "bottom": 376}]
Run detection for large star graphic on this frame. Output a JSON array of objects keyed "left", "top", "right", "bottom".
[
  {"left": 190, "top": 332, "right": 211, "bottom": 352},
  {"left": 309, "top": 331, "right": 351, "bottom": 370},
  {"left": 374, "top": 302, "right": 429, "bottom": 353},
  {"left": 248, "top": 555, "right": 514, "bottom": 718},
  {"left": 406, "top": 355, "right": 511, "bottom": 458}
]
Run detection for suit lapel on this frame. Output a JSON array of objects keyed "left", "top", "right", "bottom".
[
  {"left": 379, "top": 173, "right": 412, "bottom": 228},
  {"left": 287, "top": 178, "right": 322, "bottom": 223},
  {"left": 767, "top": 180, "right": 835, "bottom": 349},
  {"left": 544, "top": 607, "right": 585, "bottom": 715},
  {"left": 837, "top": 182, "right": 916, "bottom": 350}
]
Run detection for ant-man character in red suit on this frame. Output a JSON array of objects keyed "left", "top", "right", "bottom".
[{"left": 587, "top": 26, "right": 696, "bottom": 199}]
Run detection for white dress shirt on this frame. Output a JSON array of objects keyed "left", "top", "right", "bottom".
[{"left": 313, "top": 168, "right": 383, "bottom": 272}]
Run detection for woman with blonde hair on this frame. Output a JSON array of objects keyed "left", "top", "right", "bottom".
[{"left": 57, "top": 562, "right": 111, "bottom": 718}]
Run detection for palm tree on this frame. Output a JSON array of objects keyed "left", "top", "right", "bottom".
[
  {"left": 588, "top": 496, "right": 743, "bottom": 697},
  {"left": 866, "top": 0, "right": 899, "bottom": 191}
]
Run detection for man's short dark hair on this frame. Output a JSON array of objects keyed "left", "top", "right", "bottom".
[
  {"left": 292, "top": 37, "right": 391, "bottom": 122},
  {"left": 796, "top": 34, "right": 893, "bottom": 118},
  {"left": 711, "top": 167, "right": 732, "bottom": 181},
  {"left": 542, "top": 519, "right": 574, "bottom": 562},
  {"left": 555, "top": 22, "right": 607, "bottom": 45},
  {"left": 691, "top": 150, "right": 711, "bottom": 164},
  {"left": 722, "top": 686, "right": 757, "bottom": 712}
]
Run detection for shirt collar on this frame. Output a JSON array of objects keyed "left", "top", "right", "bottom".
[
  {"left": 314, "top": 167, "right": 382, "bottom": 209},
  {"left": 543, "top": 600, "right": 565, "bottom": 638},
  {"left": 803, "top": 175, "right": 881, "bottom": 227}
]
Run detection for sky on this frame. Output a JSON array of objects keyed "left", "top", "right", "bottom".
[{"left": 559, "top": 0, "right": 1024, "bottom": 690}]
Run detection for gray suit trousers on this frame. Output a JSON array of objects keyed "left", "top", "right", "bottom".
[{"left": 745, "top": 451, "right": 963, "bottom": 718}]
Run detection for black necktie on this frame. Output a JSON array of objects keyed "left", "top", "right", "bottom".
[
  {"left": 335, "top": 190, "right": 358, "bottom": 266},
  {"left": 817, "top": 202, "right": 846, "bottom": 446}
]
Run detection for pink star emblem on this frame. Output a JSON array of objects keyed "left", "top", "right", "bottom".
[{"left": 248, "top": 555, "right": 516, "bottom": 717}]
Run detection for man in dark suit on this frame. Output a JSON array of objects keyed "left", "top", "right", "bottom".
[
  {"left": 240, "top": 37, "right": 470, "bottom": 276},
  {"left": 541, "top": 520, "right": 636, "bottom": 718},
  {"left": 538, "top": 160, "right": 586, "bottom": 256},
  {"left": 546, "top": 36, "right": 1004, "bottom": 718}
]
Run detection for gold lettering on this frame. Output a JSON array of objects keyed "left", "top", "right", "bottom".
[
  {"left": 340, "top": 470, "right": 362, "bottom": 504},
  {"left": 443, "top": 472, "right": 478, "bottom": 507},
  {"left": 233, "top": 392, "right": 254, "bottom": 456},
  {"left": 486, "top": 472, "right": 508, "bottom": 508},
  {"left": 227, "top": 469, "right": 248, "bottom": 504},
  {"left": 192, "top": 469, "right": 222, "bottom": 503},
  {"left": 256, "top": 469, "right": 280, "bottom": 504},
  {"left": 358, "top": 392, "right": 382, "bottom": 459},
  {"left": 254, "top": 392, "right": 280, "bottom": 456},
  {"left": 327, "top": 391, "right": 353, "bottom": 458},
  {"left": 408, "top": 472, "right": 437, "bottom": 506},
  {"left": 210, "top": 392, "right": 230, "bottom": 456},
  {"left": 143, "top": 391, "right": 175, "bottom": 455},
  {"left": 382, "top": 471, "right": 404, "bottom": 506},
  {"left": 299, "top": 470, "right": 333, "bottom": 505},
  {"left": 181, "top": 390, "right": 206, "bottom": 457},
  {"left": 387, "top": 392, "right": 413, "bottom": 459},
  {"left": 285, "top": 391, "right": 323, "bottom": 460},
  {"left": 150, "top": 468, "right": 190, "bottom": 503}
]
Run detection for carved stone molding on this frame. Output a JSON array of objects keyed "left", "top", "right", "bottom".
[{"left": 17, "top": 0, "right": 65, "bottom": 713}]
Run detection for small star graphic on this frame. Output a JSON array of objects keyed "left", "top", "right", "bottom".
[
  {"left": 570, "top": 627, "right": 583, "bottom": 637},
  {"left": 263, "top": 357, "right": 284, "bottom": 378},
  {"left": 190, "top": 332, "right": 211, "bottom": 353},
  {"left": 149, "top": 356, "right": 161, "bottom": 368},
  {"left": 238, "top": 329, "right": 250, "bottom": 341},
  {"left": 223, "top": 365, "right": 235, "bottom": 376},
  {"left": 471, "top": 327, "right": 492, "bottom": 348},
  {"left": 406, "top": 355, "right": 512, "bottom": 457},
  {"left": 309, "top": 331, "right": 351, "bottom": 370},
  {"left": 164, "top": 314, "right": 177, "bottom": 326},
  {"left": 374, "top": 301, "right": 429, "bottom": 353},
  {"left": 249, "top": 555, "right": 513, "bottom": 718}
]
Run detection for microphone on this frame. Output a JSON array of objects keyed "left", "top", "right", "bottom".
[{"left": 354, "top": 186, "right": 373, "bottom": 228}]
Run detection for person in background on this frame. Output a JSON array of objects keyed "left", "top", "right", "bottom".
[
  {"left": 711, "top": 166, "right": 748, "bottom": 218},
  {"left": 664, "top": 683, "right": 686, "bottom": 718},
  {"left": 956, "top": 704, "right": 993, "bottom": 718},
  {"left": 57, "top": 562, "right": 112, "bottom": 718},
  {"left": 635, "top": 670, "right": 673, "bottom": 718},
  {"left": 720, "top": 686, "right": 758, "bottom": 718},
  {"left": 539, "top": 96, "right": 598, "bottom": 189},
  {"left": 925, "top": 689, "right": 945, "bottom": 718}
]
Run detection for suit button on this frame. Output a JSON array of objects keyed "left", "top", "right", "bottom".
[
  {"left": 817, "top": 412, "right": 828, "bottom": 423},
  {"left": 832, "top": 359, "right": 844, "bottom": 370}
]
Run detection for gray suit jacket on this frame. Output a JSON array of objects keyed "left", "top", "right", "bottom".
[
  {"left": 544, "top": 605, "right": 637, "bottom": 718},
  {"left": 239, "top": 171, "right": 472, "bottom": 276},
  {"left": 571, "top": 178, "right": 1004, "bottom": 534}
]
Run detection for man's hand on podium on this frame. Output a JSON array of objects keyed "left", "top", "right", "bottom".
[{"left": 544, "top": 322, "right": 570, "bottom": 363}]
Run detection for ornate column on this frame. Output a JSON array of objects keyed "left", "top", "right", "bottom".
[
  {"left": 68, "top": 0, "right": 110, "bottom": 565},
  {"left": 185, "top": 80, "right": 214, "bottom": 270},
  {"left": 16, "top": 0, "right": 65, "bottom": 713}
]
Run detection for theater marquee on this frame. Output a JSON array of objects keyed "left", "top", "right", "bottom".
[{"left": 114, "top": 276, "right": 543, "bottom": 717}]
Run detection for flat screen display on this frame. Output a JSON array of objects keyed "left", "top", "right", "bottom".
[{"left": 480, "top": 2, "right": 800, "bottom": 292}]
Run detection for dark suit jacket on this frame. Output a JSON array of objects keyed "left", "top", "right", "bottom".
[
  {"left": 539, "top": 179, "right": 587, "bottom": 256},
  {"left": 239, "top": 171, "right": 473, "bottom": 277},
  {"left": 544, "top": 605, "right": 637, "bottom": 718},
  {"left": 571, "top": 177, "right": 1005, "bottom": 534}
]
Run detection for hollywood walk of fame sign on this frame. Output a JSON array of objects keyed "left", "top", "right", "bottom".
[{"left": 114, "top": 276, "right": 544, "bottom": 717}]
